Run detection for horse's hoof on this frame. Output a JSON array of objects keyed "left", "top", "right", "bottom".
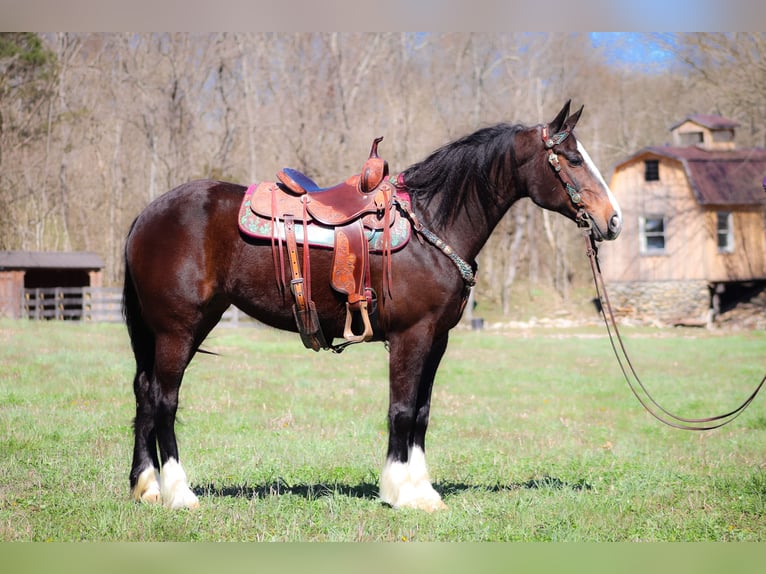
[
  {"left": 132, "top": 467, "right": 161, "bottom": 504},
  {"left": 392, "top": 496, "right": 448, "bottom": 512},
  {"left": 140, "top": 490, "right": 161, "bottom": 504},
  {"left": 383, "top": 483, "right": 448, "bottom": 512},
  {"left": 164, "top": 489, "right": 200, "bottom": 510},
  {"left": 407, "top": 494, "right": 448, "bottom": 512},
  {"left": 160, "top": 458, "right": 199, "bottom": 509},
  {"left": 423, "top": 499, "right": 448, "bottom": 512}
]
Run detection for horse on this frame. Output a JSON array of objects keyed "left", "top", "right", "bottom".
[{"left": 122, "top": 100, "right": 622, "bottom": 511}]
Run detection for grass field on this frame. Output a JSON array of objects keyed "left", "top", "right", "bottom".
[{"left": 1, "top": 318, "right": 765, "bottom": 542}]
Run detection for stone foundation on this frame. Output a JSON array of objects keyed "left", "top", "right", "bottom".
[{"left": 604, "top": 280, "right": 711, "bottom": 326}]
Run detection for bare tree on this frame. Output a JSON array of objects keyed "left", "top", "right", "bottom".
[
  {"left": 2, "top": 31, "right": 761, "bottom": 312},
  {"left": 0, "top": 33, "right": 57, "bottom": 250},
  {"left": 655, "top": 33, "right": 766, "bottom": 147}
]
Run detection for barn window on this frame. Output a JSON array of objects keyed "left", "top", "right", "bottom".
[
  {"left": 640, "top": 215, "right": 666, "bottom": 253},
  {"left": 679, "top": 131, "right": 704, "bottom": 146},
  {"left": 644, "top": 159, "right": 659, "bottom": 181},
  {"left": 712, "top": 129, "right": 734, "bottom": 143},
  {"left": 717, "top": 211, "right": 734, "bottom": 253}
]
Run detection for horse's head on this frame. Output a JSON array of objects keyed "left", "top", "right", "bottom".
[{"left": 527, "top": 101, "right": 622, "bottom": 242}]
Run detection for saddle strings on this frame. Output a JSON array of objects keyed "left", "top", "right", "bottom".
[
  {"left": 302, "top": 195, "right": 312, "bottom": 305},
  {"left": 382, "top": 185, "right": 393, "bottom": 299},
  {"left": 270, "top": 184, "right": 287, "bottom": 296}
]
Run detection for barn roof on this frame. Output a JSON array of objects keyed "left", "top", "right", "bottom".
[
  {"left": 0, "top": 251, "right": 105, "bottom": 270},
  {"left": 669, "top": 114, "right": 740, "bottom": 131},
  {"left": 618, "top": 146, "right": 766, "bottom": 206}
]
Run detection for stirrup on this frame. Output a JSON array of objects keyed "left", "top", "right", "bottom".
[{"left": 343, "top": 300, "right": 373, "bottom": 343}]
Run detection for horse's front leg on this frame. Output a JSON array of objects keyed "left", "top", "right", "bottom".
[{"left": 380, "top": 330, "right": 449, "bottom": 511}]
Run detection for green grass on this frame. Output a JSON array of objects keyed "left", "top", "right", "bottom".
[{"left": 1, "top": 319, "right": 765, "bottom": 541}]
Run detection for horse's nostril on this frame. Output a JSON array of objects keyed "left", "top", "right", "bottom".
[{"left": 609, "top": 214, "right": 622, "bottom": 234}]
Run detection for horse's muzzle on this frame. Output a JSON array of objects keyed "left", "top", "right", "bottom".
[
  {"left": 607, "top": 212, "right": 622, "bottom": 239},
  {"left": 590, "top": 212, "right": 622, "bottom": 242}
]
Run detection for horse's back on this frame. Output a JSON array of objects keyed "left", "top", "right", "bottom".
[
  {"left": 129, "top": 179, "right": 244, "bottom": 232},
  {"left": 128, "top": 179, "right": 245, "bottom": 250}
]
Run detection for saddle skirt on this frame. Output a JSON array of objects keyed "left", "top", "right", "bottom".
[{"left": 238, "top": 178, "right": 411, "bottom": 252}]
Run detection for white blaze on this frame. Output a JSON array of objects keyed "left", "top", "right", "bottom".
[{"left": 577, "top": 141, "right": 622, "bottom": 219}]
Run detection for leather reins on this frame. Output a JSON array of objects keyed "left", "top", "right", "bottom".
[
  {"left": 543, "top": 124, "right": 766, "bottom": 430},
  {"left": 584, "top": 232, "right": 766, "bottom": 431}
]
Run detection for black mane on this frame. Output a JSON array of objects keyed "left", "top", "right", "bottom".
[{"left": 400, "top": 123, "right": 525, "bottom": 226}]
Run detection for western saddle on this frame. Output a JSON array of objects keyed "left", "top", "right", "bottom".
[{"left": 239, "top": 137, "right": 409, "bottom": 352}]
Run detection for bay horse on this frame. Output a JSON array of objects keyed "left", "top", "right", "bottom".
[{"left": 122, "top": 101, "right": 622, "bottom": 510}]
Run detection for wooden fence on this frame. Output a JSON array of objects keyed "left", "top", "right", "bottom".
[
  {"left": 18, "top": 286, "right": 257, "bottom": 326},
  {"left": 20, "top": 286, "right": 122, "bottom": 322}
]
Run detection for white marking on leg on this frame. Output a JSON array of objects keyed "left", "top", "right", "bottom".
[
  {"left": 407, "top": 446, "right": 446, "bottom": 511},
  {"left": 379, "top": 447, "right": 446, "bottom": 512},
  {"left": 132, "top": 466, "right": 161, "bottom": 503},
  {"left": 407, "top": 446, "right": 430, "bottom": 485},
  {"left": 380, "top": 458, "right": 409, "bottom": 507},
  {"left": 160, "top": 458, "right": 199, "bottom": 509}
]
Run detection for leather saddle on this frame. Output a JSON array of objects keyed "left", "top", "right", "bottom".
[
  {"left": 238, "top": 137, "right": 410, "bottom": 352},
  {"left": 275, "top": 136, "right": 390, "bottom": 224},
  {"left": 249, "top": 137, "right": 393, "bottom": 229}
]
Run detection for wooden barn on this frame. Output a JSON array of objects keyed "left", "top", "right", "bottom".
[
  {"left": 600, "top": 114, "right": 766, "bottom": 325},
  {"left": 0, "top": 251, "right": 105, "bottom": 319}
]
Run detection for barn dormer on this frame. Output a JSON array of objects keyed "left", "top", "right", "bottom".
[{"left": 670, "top": 114, "right": 739, "bottom": 151}]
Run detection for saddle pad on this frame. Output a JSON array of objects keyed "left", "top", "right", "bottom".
[{"left": 238, "top": 183, "right": 411, "bottom": 252}]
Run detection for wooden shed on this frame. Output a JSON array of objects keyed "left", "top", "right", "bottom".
[
  {"left": 600, "top": 115, "right": 766, "bottom": 325},
  {"left": 0, "top": 251, "right": 105, "bottom": 319}
]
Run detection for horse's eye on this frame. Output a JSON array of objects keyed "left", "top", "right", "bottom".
[{"left": 568, "top": 154, "right": 583, "bottom": 167}]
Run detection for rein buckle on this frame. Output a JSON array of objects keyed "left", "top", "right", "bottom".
[{"left": 576, "top": 208, "right": 592, "bottom": 232}]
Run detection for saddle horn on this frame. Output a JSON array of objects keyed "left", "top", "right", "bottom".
[
  {"left": 360, "top": 136, "right": 388, "bottom": 194},
  {"left": 369, "top": 136, "right": 384, "bottom": 158}
]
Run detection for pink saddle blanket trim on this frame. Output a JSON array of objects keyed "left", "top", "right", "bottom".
[{"left": 237, "top": 183, "right": 411, "bottom": 252}]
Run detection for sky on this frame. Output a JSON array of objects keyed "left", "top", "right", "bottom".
[
  {"left": 2, "top": 0, "right": 764, "bottom": 33},
  {"left": 589, "top": 33, "right": 676, "bottom": 69}
]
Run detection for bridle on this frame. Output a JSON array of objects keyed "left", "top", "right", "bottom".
[
  {"left": 584, "top": 234, "right": 766, "bottom": 430},
  {"left": 541, "top": 125, "right": 592, "bottom": 232}
]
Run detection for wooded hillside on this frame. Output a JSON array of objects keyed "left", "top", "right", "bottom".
[{"left": 2, "top": 33, "right": 764, "bottom": 313}]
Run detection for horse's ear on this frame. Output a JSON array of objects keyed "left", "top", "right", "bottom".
[
  {"left": 562, "top": 105, "right": 584, "bottom": 133},
  {"left": 549, "top": 100, "right": 572, "bottom": 133}
]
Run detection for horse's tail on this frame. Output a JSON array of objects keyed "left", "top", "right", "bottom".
[{"left": 122, "top": 220, "right": 155, "bottom": 378}]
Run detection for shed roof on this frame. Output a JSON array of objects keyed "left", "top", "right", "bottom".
[
  {"left": 0, "top": 251, "right": 105, "bottom": 270},
  {"left": 618, "top": 146, "right": 766, "bottom": 206}
]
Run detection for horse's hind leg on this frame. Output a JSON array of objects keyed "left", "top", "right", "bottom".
[
  {"left": 153, "top": 332, "right": 200, "bottom": 509},
  {"left": 131, "top": 330, "right": 200, "bottom": 509},
  {"left": 380, "top": 331, "right": 449, "bottom": 511},
  {"left": 131, "top": 369, "right": 161, "bottom": 503}
]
